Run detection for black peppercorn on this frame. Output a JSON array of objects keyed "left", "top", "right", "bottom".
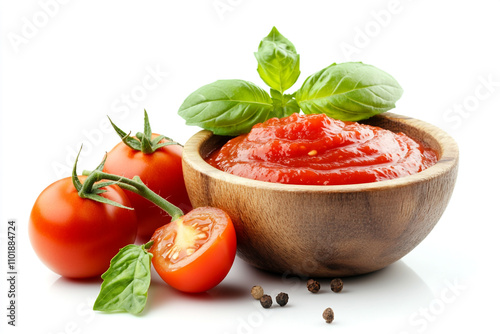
[
  {"left": 330, "top": 278, "right": 343, "bottom": 293},
  {"left": 307, "top": 279, "right": 320, "bottom": 293},
  {"left": 275, "top": 292, "right": 289, "bottom": 307},
  {"left": 323, "top": 307, "right": 334, "bottom": 323},
  {"left": 260, "top": 294, "right": 273, "bottom": 308}
]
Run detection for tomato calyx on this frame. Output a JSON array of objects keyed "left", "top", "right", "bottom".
[
  {"left": 71, "top": 148, "right": 134, "bottom": 210},
  {"left": 108, "top": 109, "right": 182, "bottom": 154}
]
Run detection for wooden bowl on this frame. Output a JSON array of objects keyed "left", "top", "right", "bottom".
[{"left": 182, "top": 113, "right": 459, "bottom": 277}]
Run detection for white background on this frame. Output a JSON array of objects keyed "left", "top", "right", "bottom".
[{"left": 1, "top": 0, "right": 500, "bottom": 333}]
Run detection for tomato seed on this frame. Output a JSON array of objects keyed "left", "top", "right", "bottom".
[{"left": 195, "top": 233, "right": 207, "bottom": 240}]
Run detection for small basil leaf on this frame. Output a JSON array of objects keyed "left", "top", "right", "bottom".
[
  {"left": 295, "top": 62, "right": 403, "bottom": 121},
  {"left": 270, "top": 89, "right": 299, "bottom": 118},
  {"left": 255, "top": 27, "right": 300, "bottom": 93},
  {"left": 178, "top": 79, "right": 274, "bottom": 136},
  {"left": 93, "top": 244, "right": 152, "bottom": 315}
]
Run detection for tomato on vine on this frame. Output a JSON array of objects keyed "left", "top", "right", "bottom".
[
  {"left": 29, "top": 138, "right": 237, "bottom": 314},
  {"left": 104, "top": 110, "right": 192, "bottom": 241},
  {"left": 29, "top": 157, "right": 138, "bottom": 279},
  {"left": 50, "top": 154, "right": 239, "bottom": 314}
]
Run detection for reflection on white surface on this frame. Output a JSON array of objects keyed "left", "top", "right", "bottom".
[{"left": 40, "top": 258, "right": 435, "bottom": 334}]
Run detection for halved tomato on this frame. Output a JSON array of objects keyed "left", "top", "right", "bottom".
[{"left": 149, "top": 207, "right": 237, "bottom": 293}]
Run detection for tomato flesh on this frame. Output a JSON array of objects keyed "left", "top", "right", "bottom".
[{"left": 149, "top": 207, "right": 237, "bottom": 293}]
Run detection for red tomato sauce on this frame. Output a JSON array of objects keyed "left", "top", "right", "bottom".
[{"left": 205, "top": 113, "right": 438, "bottom": 185}]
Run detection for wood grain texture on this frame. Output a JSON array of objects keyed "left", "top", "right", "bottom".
[{"left": 182, "top": 113, "right": 459, "bottom": 277}]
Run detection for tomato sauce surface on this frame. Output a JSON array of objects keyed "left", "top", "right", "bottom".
[{"left": 205, "top": 113, "right": 438, "bottom": 185}]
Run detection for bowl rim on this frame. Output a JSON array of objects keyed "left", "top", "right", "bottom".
[{"left": 182, "top": 112, "right": 459, "bottom": 193}]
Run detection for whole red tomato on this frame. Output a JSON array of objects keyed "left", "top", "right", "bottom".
[
  {"left": 29, "top": 176, "right": 138, "bottom": 278},
  {"left": 149, "top": 207, "right": 237, "bottom": 293},
  {"left": 103, "top": 134, "right": 192, "bottom": 241}
]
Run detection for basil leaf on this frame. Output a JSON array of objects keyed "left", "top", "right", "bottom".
[
  {"left": 270, "top": 89, "right": 299, "bottom": 118},
  {"left": 295, "top": 62, "right": 403, "bottom": 121},
  {"left": 93, "top": 243, "right": 153, "bottom": 315},
  {"left": 178, "top": 79, "right": 274, "bottom": 136},
  {"left": 255, "top": 27, "right": 300, "bottom": 93}
]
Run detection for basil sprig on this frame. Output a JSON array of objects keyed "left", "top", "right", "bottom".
[{"left": 178, "top": 27, "right": 403, "bottom": 135}]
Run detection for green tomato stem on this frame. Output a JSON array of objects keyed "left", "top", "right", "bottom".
[{"left": 82, "top": 169, "right": 184, "bottom": 221}]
